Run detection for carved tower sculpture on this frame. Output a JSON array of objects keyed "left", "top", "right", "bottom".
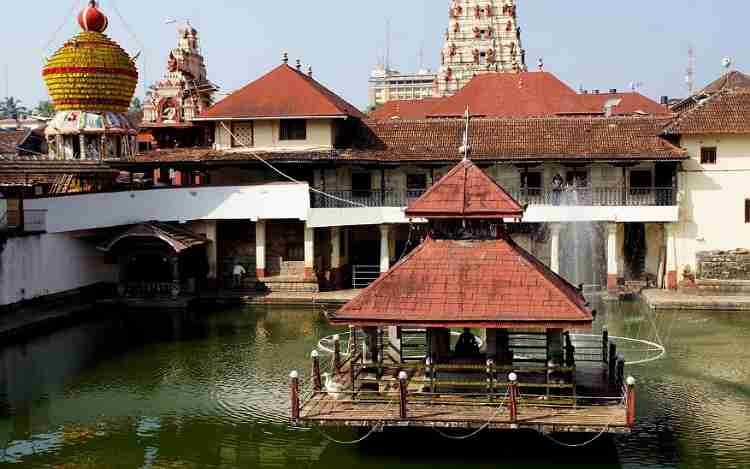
[
  {"left": 143, "top": 23, "right": 216, "bottom": 125},
  {"left": 437, "top": 0, "right": 527, "bottom": 96}
]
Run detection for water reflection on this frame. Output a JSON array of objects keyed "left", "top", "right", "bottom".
[{"left": 0, "top": 301, "right": 748, "bottom": 468}]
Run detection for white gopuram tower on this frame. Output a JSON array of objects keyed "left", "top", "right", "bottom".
[{"left": 437, "top": 0, "right": 527, "bottom": 96}]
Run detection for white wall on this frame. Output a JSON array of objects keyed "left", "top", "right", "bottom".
[
  {"left": 675, "top": 134, "right": 750, "bottom": 276},
  {"left": 307, "top": 207, "right": 417, "bottom": 228},
  {"left": 0, "top": 233, "right": 116, "bottom": 306},
  {"left": 523, "top": 205, "right": 678, "bottom": 223},
  {"left": 215, "top": 119, "right": 335, "bottom": 150},
  {"left": 25, "top": 183, "right": 310, "bottom": 233}
]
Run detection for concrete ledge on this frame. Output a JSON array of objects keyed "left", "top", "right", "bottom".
[{"left": 642, "top": 289, "right": 750, "bottom": 311}]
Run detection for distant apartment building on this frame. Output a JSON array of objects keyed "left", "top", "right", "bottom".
[{"left": 368, "top": 66, "right": 437, "bottom": 108}]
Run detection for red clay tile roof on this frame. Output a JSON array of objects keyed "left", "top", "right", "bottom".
[
  {"left": 699, "top": 70, "right": 750, "bottom": 95},
  {"left": 406, "top": 159, "right": 523, "bottom": 219},
  {"left": 0, "top": 129, "right": 31, "bottom": 155},
  {"left": 330, "top": 236, "right": 593, "bottom": 329},
  {"left": 355, "top": 117, "right": 687, "bottom": 162},
  {"left": 427, "top": 72, "right": 580, "bottom": 118},
  {"left": 0, "top": 160, "right": 118, "bottom": 186},
  {"left": 558, "top": 92, "right": 671, "bottom": 116},
  {"left": 664, "top": 90, "right": 750, "bottom": 135},
  {"left": 129, "top": 116, "right": 686, "bottom": 164},
  {"left": 198, "top": 64, "right": 364, "bottom": 120},
  {"left": 368, "top": 98, "right": 440, "bottom": 120}
]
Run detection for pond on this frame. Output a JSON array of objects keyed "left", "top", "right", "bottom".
[{"left": 0, "top": 299, "right": 749, "bottom": 468}]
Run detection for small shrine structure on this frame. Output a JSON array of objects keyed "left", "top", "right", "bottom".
[
  {"left": 140, "top": 22, "right": 217, "bottom": 150},
  {"left": 291, "top": 157, "right": 637, "bottom": 435}
]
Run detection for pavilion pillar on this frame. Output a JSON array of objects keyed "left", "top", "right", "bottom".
[
  {"left": 170, "top": 255, "right": 180, "bottom": 298},
  {"left": 607, "top": 223, "right": 619, "bottom": 291},
  {"left": 255, "top": 220, "right": 266, "bottom": 278},
  {"left": 204, "top": 221, "right": 218, "bottom": 285},
  {"left": 304, "top": 224, "right": 315, "bottom": 280},
  {"left": 665, "top": 223, "right": 678, "bottom": 290},
  {"left": 380, "top": 224, "right": 391, "bottom": 273},
  {"left": 330, "top": 227, "right": 342, "bottom": 289},
  {"left": 549, "top": 223, "right": 562, "bottom": 275}
]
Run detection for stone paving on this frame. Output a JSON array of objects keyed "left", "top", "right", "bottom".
[{"left": 642, "top": 288, "right": 750, "bottom": 311}]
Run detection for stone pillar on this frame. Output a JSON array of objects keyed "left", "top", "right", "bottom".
[
  {"left": 79, "top": 134, "right": 87, "bottom": 160},
  {"left": 255, "top": 220, "right": 266, "bottom": 278},
  {"left": 380, "top": 225, "right": 391, "bottom": 273},
  {"left": 549, "top": 223, "right": 562, "bottom": 275},
  {"left": 304, "top": 224, "right": 315, "bottom": 280},
  {"left": 198, "top": 220, "right": 218, "bottom": 287},
  {"left": 607, "top": 223, "right": 619, "bottom": 291},
  {"left": 665, "top": 223, "right": 678, "bottom": 290},
  {"left": 389, "top": 226, "right": 397, "bottom": 263},
  {"left": 330, "top": 227, "right": 342, "bottom": 289},
  {"left": 170, "top": 255, "right": 180, "bottom": 298}
]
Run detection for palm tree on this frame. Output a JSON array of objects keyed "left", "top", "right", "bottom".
[
  {"left": 33, "top": 100, "right": 55, "bottom": 118},
  {"left": 0, "top": 97, "right": 28, "bottom": 120}
]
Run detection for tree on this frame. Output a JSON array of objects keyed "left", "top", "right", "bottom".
[
  {"left": 130, "top": 97, "right": 143, "bottom": 113},
  {"left": 0, "top": 97, "right": 28, "bottom": 120},
  {"left": 33, "top": 100, "right": 55, "bottom": 118}
]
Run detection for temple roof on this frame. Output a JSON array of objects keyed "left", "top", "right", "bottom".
[
  {"left": 369, "top": 72, "right": 669, "bottom": 120},
  {"left": 405, "top": 159, "right": 523, "bottom": 219},
  {"left": 98, "top": 222, "right": 208, "bottom": 253},
  {"left": 664, "top": 90, "right": 750, "bottom": 135},
  {"left": 198, "top": 64, "right": 364, "bottom": 120},
  {"left": 329, "top": 236, "right": 593, "bottom": 330}
]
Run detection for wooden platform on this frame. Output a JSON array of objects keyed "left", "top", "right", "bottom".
[{"left": 298, "top": 394, "right": 629, "bottom": 434}]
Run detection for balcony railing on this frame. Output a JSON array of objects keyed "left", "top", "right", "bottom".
[
  {"left": 512, "top": 187, "right": 676, "bottom": 207},
  {"left": 311, "top": 189, "right": 426, "bottom": 208},
  {"left": 311, "top": 187, "right": 676, "bottom": 208}
]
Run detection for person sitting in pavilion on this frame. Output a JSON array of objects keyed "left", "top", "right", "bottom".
[{"left": 454, "top": 328, "right": 481, "bottom": 359}]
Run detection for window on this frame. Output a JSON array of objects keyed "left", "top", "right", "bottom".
[
  {"left": 700, "top": 147, "right": 717, "bottom": 165},
  {"left": 407, "top": 174, "right": 427, "bottom": 191},
  {"left": 351, "top": 172, "right": 372, "bottom": 198},
  {"left": 520, "top": 172, "right": 542, "bottom": 196},
  {"left": 280, "top": 119, "right": 306, "bottom": 141},
  {"left": 746, "top": 199, "right": 750, "bottom": 224}
]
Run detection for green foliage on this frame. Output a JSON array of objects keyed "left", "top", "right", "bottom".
[
  {"left": 34, "top": 100, "right": 55, "bottom": 118},
  {"left": 0, "top": 97, "right": 28, "bottom": 119},
  {"left": 130, "top": 97, "right": 143, "bottom": 113}
]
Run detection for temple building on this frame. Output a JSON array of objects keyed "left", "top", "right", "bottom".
[
  {"left": 438, "top": 0, "right": 527, "bottom": 97},
  {"left": 140, "top": 22, "right": 217, "bottom": 151}
]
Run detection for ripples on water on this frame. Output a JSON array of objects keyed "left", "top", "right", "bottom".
[{"left": 0, "top": 301, "right": 749, "bottom": 468}]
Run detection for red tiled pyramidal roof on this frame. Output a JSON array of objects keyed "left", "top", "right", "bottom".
[
  {"left": 558, "top": 92, "right": 671, "bottom": 116},
  {"left": 428, "top": 72, "right": 579, "bottom": 118},
  {"left": 368, "top": 98, "right": 440, "bottom": 120},
  {"left": 198, "top": 64, "right": 364, "bottom": 120},
  {"left": 405, "top": 159, "right": 524, "bottom": 219},
  {"left": 330, "top": 236, "right": 593, "bottom": 330}
]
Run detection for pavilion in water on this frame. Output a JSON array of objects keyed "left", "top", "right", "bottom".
[{"left": 292, "top": 157, "right": 637, "bottom": 436}]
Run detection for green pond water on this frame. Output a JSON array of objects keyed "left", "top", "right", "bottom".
[{"left": 0, "top": 300, "right": 749, "bottom": 468}]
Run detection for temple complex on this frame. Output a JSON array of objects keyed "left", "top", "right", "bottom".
[
  {"left": 140, "top": 22, "right": 217, "bottom": 151},
  {"left": 438, "top": 0, "right": 527, "bottom": 96}
]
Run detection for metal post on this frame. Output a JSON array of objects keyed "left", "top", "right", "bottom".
[
  {"left": 290, "top": 371, "right": 300, "bottom": 421},
  {"left": 311, "top": 351, "right": 322, "bottom": 392},
  {"left": 626, "top": 376, "right": 637, "bottom": 427},
  {"left": 602, "top": 326, "right": 609, "bottom": 363},
  {"left": 608, "top": 342, "right": 617, "bottom": 384},
  {"left": 486, "top": 359, "right": 495, "bottom": 397},
  {"left": 398, "top": 371, "right": 408, "bottom": 419},
  {"left": 508, "top": 372, "right": 518, "bottom": 425},
  {"left": 333, "top": 334, "right": 341, "bottom": 371}
]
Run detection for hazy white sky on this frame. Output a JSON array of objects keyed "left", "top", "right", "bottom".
[{"left": 2, "top": 0, "right": 747, "bottom": 110}]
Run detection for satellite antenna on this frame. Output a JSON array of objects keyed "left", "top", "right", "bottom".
[{"left": 722, "top": 57, "right": 734, "bottom": 70}]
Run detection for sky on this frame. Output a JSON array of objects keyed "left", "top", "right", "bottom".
[{"left": 1, "top": 0, "right": 748, "bottom": 111}]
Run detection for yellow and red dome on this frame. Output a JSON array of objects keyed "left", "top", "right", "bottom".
[{"left": 43, "top": 1, "right": 138, "bottom": 114}]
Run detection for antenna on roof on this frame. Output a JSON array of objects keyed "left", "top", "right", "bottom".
[
  {"left": 385, "top": 18, "right": 392, "bottom": 71},
  {"left": 686, "top": 45, "right": 695, "bottom": 95},
  {"left": 722, "top": 57, "right": 734, "bottom": 71}
]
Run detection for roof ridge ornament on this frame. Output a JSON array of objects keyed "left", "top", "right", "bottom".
[{"left": 78, "top": 0, "right": 108, "bottom": 33}]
